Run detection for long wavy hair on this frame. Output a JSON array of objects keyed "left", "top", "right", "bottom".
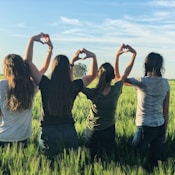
[
  {"left": 94, "top": 62, "right": 115, "bottom": 95},
  {"left": 144, "top": 52, "right": 164, "bottom": 77},
  {"left": 47, "top": 55, "right": 74, "bottom": 117},
  {"left": 3, "top": 54, "right": 35, "bottom": 111}
]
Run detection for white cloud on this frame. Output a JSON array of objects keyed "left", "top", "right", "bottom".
[
  {"left": 60, "top": 16, "right": 80, "bottom": 25},
  {"left": 61, "top": 28, "right": 83, "bottom": 35},
  {"left": 151, "top": 0, "right": 175, "bottom": 7}
]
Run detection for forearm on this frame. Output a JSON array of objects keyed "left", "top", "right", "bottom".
[
  {"left": 69, "top": 58, "right": 76, "bottom": 80},
  {"left": 123, "top": 53, "right": 136, "bottom": 77},
  {"left": 70, "top": 64, "right": 74, "bottom": 80},
  {"left": 114, "top": 55, "right": 120, "bottom": 79},
  {"left": 39, "top": 47, "right": 53, "bottom": 74},
  {"left": 164, "top": 114, "right": 169, "bottom": 131},
  {"left": 163, "top": 91, "right": 170, "bottom": 131},
  {"left": 88, "top": 55, "right": 97, "bottom": 78},
  {"left": 24, "top": 37, "right": 34, "bottom": 63}
]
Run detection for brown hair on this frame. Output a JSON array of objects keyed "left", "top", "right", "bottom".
[{"left": 3, "top": 54, "right": 34, "bottom": 111}]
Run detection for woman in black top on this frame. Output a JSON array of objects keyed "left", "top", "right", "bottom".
[{"left": 25, "top": 33, "right": 98, "bottom": 159}]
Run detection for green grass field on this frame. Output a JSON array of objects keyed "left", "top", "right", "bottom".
[
  {"left": 0, "top": 74, "right": 4, "bottom": 79},
  {"left": 0, "top": 77, "right": 175, "bottom": 175}
]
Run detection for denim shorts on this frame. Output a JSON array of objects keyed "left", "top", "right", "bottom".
[{"left": 39, "top": 123, "right": 78, "bottom": 158}]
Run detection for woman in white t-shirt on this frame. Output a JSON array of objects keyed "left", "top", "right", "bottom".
[
  {"left": 0, "top": 34, "right": 53, "bottom": 147},
  {"left": 126, "top": 52, "right": 170, "bottom": 169}
]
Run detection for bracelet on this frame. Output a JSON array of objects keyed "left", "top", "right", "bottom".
[{"left": 70, "top": 64, "right": 74, "bottom": 67}]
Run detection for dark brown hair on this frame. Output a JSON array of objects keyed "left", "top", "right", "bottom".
[
  {"left": 144, "top": 52, "right": 164, "bottom": 77},
  {"left": 94, "top": 62, "right": 114, "bottom": 95},
  {"left": 47, "top": 55, "right": 74, "bottom": 117}
]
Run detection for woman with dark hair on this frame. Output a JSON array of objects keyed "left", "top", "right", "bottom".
[
  {"left": 25, "top": 33, "right": 98, "bottom": 158},
  {"left": 0, "top": 34, "right": 53, "bottom": 147},
  {"left": 126, "top": 52, "right": 170, "bottom": 169},
  {"left": 82, "top": 44, "right": 137, "bottom": 159}
]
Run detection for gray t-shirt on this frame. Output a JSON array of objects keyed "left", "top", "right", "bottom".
[
  {"left": 129, "top": 77, "right": 170, "bottom": 127},
  {"left": 0, "top": 80, "right": 34, "bottom": 141}
]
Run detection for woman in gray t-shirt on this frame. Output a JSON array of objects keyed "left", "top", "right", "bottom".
[{"left": 126, "top": 52, "right": 170, "bottom": 169}]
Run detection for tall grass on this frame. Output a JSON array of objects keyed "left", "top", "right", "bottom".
[{"left": 0, "top": 80, "right": 175, "bottom": 174}]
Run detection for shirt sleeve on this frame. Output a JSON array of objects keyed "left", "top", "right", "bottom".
[
  {"left": 114, "top": 80, "right": 123, "bottom": 94},
  {"left": 73, "top": 79, "right": 84, "bottom": 92},
  {"left": 39, "top": 75, "right": 49, "bottom": 90},
  {"left": 128, "top": 77, "right": 144, "bottom": 89},
  {"left": 81, "top": 88, "right": 95, "bottom": 100}
]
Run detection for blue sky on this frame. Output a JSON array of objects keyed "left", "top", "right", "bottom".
[{"left": 0, "top": 0, "right": 175, "bottom": 78}]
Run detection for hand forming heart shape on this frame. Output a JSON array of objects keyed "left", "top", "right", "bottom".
[{"left": 121, "top": 44, "right": 129, "bottom": 52}]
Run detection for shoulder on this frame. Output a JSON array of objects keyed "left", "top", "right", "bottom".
[
  {"left": 39, "top": 75, "right": 50, "bottom": 89},
  {"left": 73, "top": 79, "right": 84, "bottom": 91},
  {"left": 114, "top": 80, "right": 123, "bottom": 85},
  {"left": 113, "top": 80, "right": 124, "bottom": 87}
]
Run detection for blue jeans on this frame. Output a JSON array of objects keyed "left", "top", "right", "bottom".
[
  {"left": 39, "top": 124, "right": 78, "bottom": 159},
  {"left": 85, "top": 124, "right": 115, "bottom": 159},
  {"left": 132, "top": 123, "right": 165, "bottom": 166}
]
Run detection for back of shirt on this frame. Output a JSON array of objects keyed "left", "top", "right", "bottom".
[
  {"left": 0, "top": 80, "right": 32, "bottom": 141},
  {"left": 129, "top": 77, "right": 170, "bottom": 127},
  {"left": 82, "top": 80, "right": 123, "bottom": 130}
]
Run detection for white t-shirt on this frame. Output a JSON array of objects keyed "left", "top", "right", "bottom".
[
  {"left": 0, "top": 80, "right": 33, "bottom": 142},
  {"left": 129, "top": 77, "right": 170, "bottom": 127}
]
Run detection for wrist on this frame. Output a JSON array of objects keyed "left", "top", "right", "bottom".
[
  {"left": 70, "top": 63, "right": 74, "bottom": 67},
  {"left": 30, "top": 37, "right": 34, "bottom": 42},
  {"left": 49, "top": 45, "right": 53, "bottom": 50},
  {"left": 92, "top": 54, "right": 96, "bottom": 59},
  {"left": 48, "top": 47, "right": 53, "bottom": 52}
]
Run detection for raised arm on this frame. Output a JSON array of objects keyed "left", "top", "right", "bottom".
[
  {"left": 70, "top": 48, "right": 98, "bottom": 87},
  {"left": 24, "top": 33, "right": 53, "bottom": 85},
  {"left": 114, "top": 44, "right": 136, "bottom": 82},
  {"left": 39, "top": 35, "right": 53, "bottom": 74},
  {"left": 69, "top": 49, "right": 82, "bottom": 81}
]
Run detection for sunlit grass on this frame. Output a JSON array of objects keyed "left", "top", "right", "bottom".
[{"left": 0, "top": 79, "right": 175, "bottom": 174}]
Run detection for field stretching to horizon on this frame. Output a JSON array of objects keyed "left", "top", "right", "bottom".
[{"left": 0, "top": 75, "right": 175, "bottom": 174}]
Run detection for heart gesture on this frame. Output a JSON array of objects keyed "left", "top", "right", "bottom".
[
  {"left": 31, "top": 33, "right": 53, "bottom": 49},
  {"left": 116, "top": 43, "right": 136, "bottom": 56},
  {"left": 71, "top": 48, "right": 96, "bottom": 63}
]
